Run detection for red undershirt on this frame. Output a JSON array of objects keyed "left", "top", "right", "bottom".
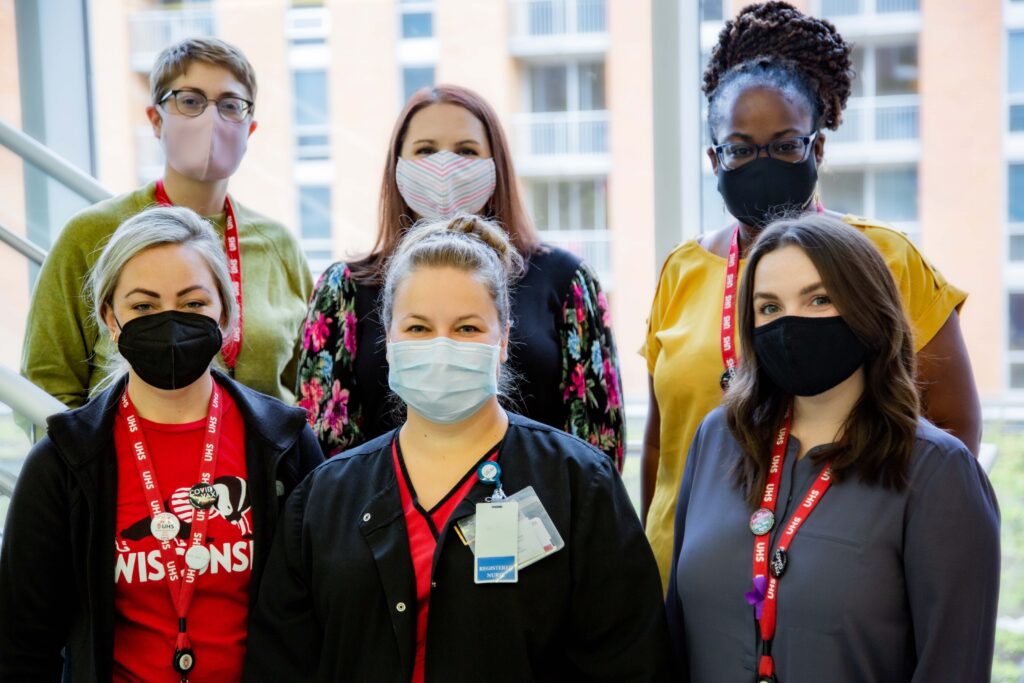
[
  {"left": 391, "top": 437, "right": 500, "bottom": 683},
  {"left": 112, "top": 389, "right": 250, "bottom": 683}
]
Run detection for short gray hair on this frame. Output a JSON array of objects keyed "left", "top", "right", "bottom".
[{"left": 88, "top": 205, "right": 238, "bottom": 391}]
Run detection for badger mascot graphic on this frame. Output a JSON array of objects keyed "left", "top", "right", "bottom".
[{"left": 117, "top": 475, "right": 252, "bottom": 551}]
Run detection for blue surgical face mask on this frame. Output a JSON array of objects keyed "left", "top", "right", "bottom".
[{"left": 387, "top": 337, "right": 501, "bottom": 424}]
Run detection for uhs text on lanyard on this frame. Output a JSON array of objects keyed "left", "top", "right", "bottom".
[
  {"left": 155, "top": 179, "right": 243, "bottom": 368},
  {"left": 746, "top": 409, "right": 834, "bottom": 683},
  {"left": 119, "top": 383, "right": 225, "bottom": 681}
]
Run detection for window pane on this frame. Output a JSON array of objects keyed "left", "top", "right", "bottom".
[
  {"left": 299, "top": 186, "right": 332, "bottom": 240},
  {"left": 700, "top": 0, "right": 723, "bottom": 22},
  {"left": 579, "top": 180, "right": 596, "bottom": 230},
  {"left": 402, "top": 66, "right": 434, "bottom": 102},
  {"left": 293, "top": 70, "right": 328, "bottom": 125},
  {"left": 875, "top": 167, "right": 917, "bottom": 221},
  {"left": 1010, "top": 32, "right": 1024, "bottom": 94},
  {"left": 1010, "top": 234, "right": 1024, "bottom": 262},
  {"left": 1011, "top": 293, "right": 1024, "bottom": 351},
  {"left": 557, "top": 181, "right": 571, "bottom": 230},
  {"left": 1011, "top": 165, "right": 1024, "bottom": 222},
  {"left": 530, "top": 65, "right": 568, "bottom": 112},
  {"left": 579, "top": 61, "right": 606, "bottom": 111},
  {"left": 530, "top": 181, "right": 550, "bottom": 231},
  {"left": 1011, "top": 363, "right": 1024, "bottom": 389},
  {"left": 819, "top": 170, "right": 865, "bottom": 216},
  {"left": 875, "top": 44, "right": 918, "bottom": 95},
  {"left": 1010, "top": 104, "right": 1024, "bottom": 132},
  {"left": 401, "top": 12, "right": 433, "bottom": 39}
]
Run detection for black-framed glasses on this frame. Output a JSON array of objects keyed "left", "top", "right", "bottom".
[
  {"left": 713, "top": 131, "right": 818, "bottom": 171},
  {"left": 159, "top": 89, "right": 254, "bottom": 123}
]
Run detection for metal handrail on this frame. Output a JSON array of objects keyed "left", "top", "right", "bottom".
[
  {"left": 0, "top": 222, "right": 46, "bottom": 265},
  {"left": 0, "top": 118, "right": 113, "bottom": 205},
  {"left": 0, "top": 365, "right": 65, "bottom": 433}
]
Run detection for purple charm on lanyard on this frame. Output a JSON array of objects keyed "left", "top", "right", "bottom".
[{"left": 745, "top": 575, "right": 768, "bottom": 620}]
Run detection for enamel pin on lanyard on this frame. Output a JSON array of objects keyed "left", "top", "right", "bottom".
[{"left": 745, "top": 408, "right": 835, "bottom": 683}]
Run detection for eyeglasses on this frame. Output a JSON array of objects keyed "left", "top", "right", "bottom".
[
  {"left": 713, "top": 131, "right": 818, "bottom": 171},
  {"left": 159, "top": 89, "right": 254, "bottom": 123}
]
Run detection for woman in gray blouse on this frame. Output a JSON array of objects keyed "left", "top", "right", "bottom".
[{"left": 666, "top": 214, "right": 1000, "bottom": 683}]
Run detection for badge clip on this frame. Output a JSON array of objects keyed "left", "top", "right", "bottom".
[{"left": 477, "top": 461, "right": 506, "bottom": 501}]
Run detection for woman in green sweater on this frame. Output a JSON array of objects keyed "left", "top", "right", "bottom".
[{"left": 22, "top": 37, "right": 311, "bottom": 407}]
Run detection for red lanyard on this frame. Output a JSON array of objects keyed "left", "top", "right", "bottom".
[
  {"left": 720, "top": 202, "right": 825, "bottom": 392},
  {"left": 118, "top": 382, "right": 224, "bottom": 680},
  {"left": 748, "top": 409, "right": 834, "bottom": 681},
  {"left": 719, "top": 226, "right": 742, "bottom": 391},
  {"left": 155, "top": 179, "right": 243, "bottom": 368}
]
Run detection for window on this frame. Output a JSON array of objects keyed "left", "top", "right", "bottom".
[
  {"left": 1009, "top": 293, "right": 1024, "bottom": 389},
  {"left": 874, "top": 168, "right": 917, "bottom": 221},
  {"left": 816, "top": 167, "right": 918, "bottom": 221},
  {"left": 292, "top": 70, "right": 330, "bottom": 160},
  {"left": 298, "top": 186, "right": 333, "bottom": 275},
  {"left": 1009, "top": 32, "right": 1024, "bottom": 132},
  {"left": 528, "top": 178, "right": 612, "bottom": 288},
  {"left": 833, "top": 43, "right": 918, "bottom": 143},
  {"left": 528, "top": 61, "right": 605, "bottom": 112},
  {"left": 700, "top": 0, "right": 724, "bottom": 22},
  {"left": 875, "top": 45, "right": 918, "bottom": 96},
  {"left": 1010, "top": 165, "right": 1024, "bottom": 262},
  {"left": 402, "top": 66, "right": 435, "bottom": 103},
  {"left": 398, "top": 1, "right": 434, "bottom": 40},
  {"left": 818, "top": 170, "right": 866, "bottom": 216}
]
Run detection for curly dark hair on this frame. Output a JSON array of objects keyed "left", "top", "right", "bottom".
[{"left": 703, "top": 2, "right": 854, "bottom": 140}]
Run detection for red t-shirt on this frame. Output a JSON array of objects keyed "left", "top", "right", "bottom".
[
  {"left": 392, "top": 438, "right": 499, "bottom": 683},
  {"left": 112, "top": 389, "right": 250, "bottom": 683}
]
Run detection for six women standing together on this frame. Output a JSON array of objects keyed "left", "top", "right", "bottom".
[{"left": 0, "top": 2, "right": 1003, "bottom": 682}]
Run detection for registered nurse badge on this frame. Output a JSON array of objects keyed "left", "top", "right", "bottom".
[
  {"left": 188, "top": 483, "right": 217, "bottom": 510},
  {"left": 749, "top": 507, "right": 775, "bottom": 536},
  {"left": 150, "top": 512, "right": 181, "bottom": 542}
]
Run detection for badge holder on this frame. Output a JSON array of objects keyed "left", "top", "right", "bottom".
[
  {"left": 457, "top": 484, "right": 565, "bottom": 571},
  {"left": 473, "top": 462, "right": 518, "bottom": 584}
]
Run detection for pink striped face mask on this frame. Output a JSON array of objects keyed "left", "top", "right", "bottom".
[{"left": 396, "top": 151, "right": 497, "bottom": 220}]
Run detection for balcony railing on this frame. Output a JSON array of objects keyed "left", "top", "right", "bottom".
[
  {"left": 513, "top": 110, "right": 609, "bottom": 158},
  {"left": 129, "top": 8, "right": 217, "bottom": 72},
  {"left": 538, "top": 229, "right": 613, "bottom": 288},
  {"left": 510, "top": 0, "right": 606, "bottom": 38},
  {"left": 821, "top": 0, "right": 919, "bottom": 17},
  {"left": 828, "top": 96, "right": 919, "bottom": 144}
]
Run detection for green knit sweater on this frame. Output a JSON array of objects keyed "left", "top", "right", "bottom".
[{"left": 21, "top": 182, "right": 313, "bottom": 407}]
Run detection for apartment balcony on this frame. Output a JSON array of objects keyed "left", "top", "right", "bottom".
[
  {"left": 509, "top": 0, "right": 609, "bottom": 58},
  {"left": 512, "top": 110, "right": 610, "bottom": 175},
  {"left": 129, "top": 8, "right": 217, "bottom": 73},
  {"left": 825, "top": 95, "right": 921, "bottom": 165},
  {"left": 819, "top": 0, "right": 920, "bottom": 37},
  {"left": 538, "top": 229, "right": 613, "bottom": 289}
]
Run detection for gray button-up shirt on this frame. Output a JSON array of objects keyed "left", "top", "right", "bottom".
[{"left": 666, "top": 407, "right": 1000, "bottom": 682}]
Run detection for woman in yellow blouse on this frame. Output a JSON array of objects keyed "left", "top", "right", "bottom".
[{"left": 641, "top": 1, "right": 980, "bottom": 589}]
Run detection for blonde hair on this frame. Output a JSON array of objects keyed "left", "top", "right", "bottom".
[
  {"left": 150, "top": 37, "right": 257, "bottom": 105},
  {"left": 381, "top": 214, "right": 524, "bottom": 331},
  {"left": 88, "top": 206, "right": 238, "bottom": 393}
]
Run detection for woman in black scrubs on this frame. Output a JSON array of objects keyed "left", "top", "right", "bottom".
[
  {"left": 666, "top": 213, "right": 999, "bottom": 682},
  {"left": 247, "top": 215, "right": 669, "bottom": 682}
]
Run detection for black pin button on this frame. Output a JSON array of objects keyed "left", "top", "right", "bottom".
[
  {"left": 188, "top": 483, "right": 217, "bottom": 510},
  {"left": 720, "top": 367, "right": 736, "bottom": 391},
  {"left": 770, "top": 548, "right": 788, "bottom": 579}
]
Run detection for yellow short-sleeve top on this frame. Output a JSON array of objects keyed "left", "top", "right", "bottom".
[{"left": 641, "top": 215, "right": 967, "bottom": 591}]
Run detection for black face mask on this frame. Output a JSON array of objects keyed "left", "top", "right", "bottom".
[
  {"left": 753, "top": 315, "right": 869, "bottom": 397},
  {"left": 116, "top": 311, "right": 223, "bottom": 390},
  {"left": 717, "top": 153, "right": 818, "bottom": 229}
]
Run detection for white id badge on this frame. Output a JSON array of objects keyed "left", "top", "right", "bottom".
[
  {"left": 473, "top": 501, "right": 519, "bottom": 584},
  {"left": 458, "top": 487, "right": 565, "bottom": 571}
]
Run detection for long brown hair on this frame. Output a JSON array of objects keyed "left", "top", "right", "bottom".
[
  {"left": 724, "top": 214, "right": 920, "bottom": 508},
  {"left": 350, "top": 84, "right": 540, "bottom": 283}
]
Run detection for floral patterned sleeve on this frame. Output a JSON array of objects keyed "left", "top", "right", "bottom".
[
  {"left": 559, "top": 263, "right": 625, "bottom": 470},
  {"left": 295, "top": 262, "right": 363, "bottom": 457}
]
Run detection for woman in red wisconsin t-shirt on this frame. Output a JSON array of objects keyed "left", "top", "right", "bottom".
[{"left": 0, "top": 205, "right": 322, "bottom": 682}]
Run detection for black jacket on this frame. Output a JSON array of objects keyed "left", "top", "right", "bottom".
[
  {"left": 0, "top": 371, "right": 323, "bottom": 682},
  {"left": 244, "top": 413, "right": 671, "bottom": 682}
]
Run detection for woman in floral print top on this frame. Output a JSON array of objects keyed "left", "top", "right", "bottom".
[{"left": 296, "top": 85, "right": 624, "bottom": 466}]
